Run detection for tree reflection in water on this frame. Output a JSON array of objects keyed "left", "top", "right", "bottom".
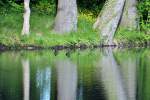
[
  {"left": 22, "top": 59, "right": 30, "bottom": 100},
  {"left": 36, "top": 67, "right": 51, "bottom": 100},
  {"left": 97, "top": 48, "right": 127, "bottom": 100},
  {"left": 0, "top": 49, "right": 149, "bottom": 100},
  {"left": 56, "top": 59, "right": 77, "bottom": 100},
  {"left": 96, "top": 48, "right": 137, "bottom": 100}
]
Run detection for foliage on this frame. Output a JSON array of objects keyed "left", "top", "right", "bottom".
[
  {"left": 111, "top": 0, "right": 150, "bottom": 45},
  {"left": 115, "top": 29, "right": 150, "bottom": 45},
  {"left": 32, "top": 0, "right": 56, "bottom": 15},
  {"left": 0, "top": 0, "right": 150, "bottom": 47},
  {"left": 77, "top": 0, "right": 106, "bottom": 16},
  {"left": 0, "top": 12, "right": 99, "bottom": 47},
  {"left": 138, "top": 0, "right": 150, "bottom": 32}
]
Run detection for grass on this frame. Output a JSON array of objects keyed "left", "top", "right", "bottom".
[
  {"left": 0, "top": 9, "right": 149, "bottom": 48},
  {"left": 0, "top": 10, "right": 100, "bottom": 48},
  {"left": 115, "top": 29, "right": 150, "bottom": 45}
]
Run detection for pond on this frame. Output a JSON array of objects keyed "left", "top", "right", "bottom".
[{"left": 0, "top": 48, "right": 150, "bottom": 100}]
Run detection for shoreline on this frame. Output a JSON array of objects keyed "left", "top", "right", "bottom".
[{"left": 0, "top": 41, "right": 149, "bottom": 51}]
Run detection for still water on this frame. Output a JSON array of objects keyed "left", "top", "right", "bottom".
[{"left": 0, "top": 48, "right": 150, "bottom": 100}]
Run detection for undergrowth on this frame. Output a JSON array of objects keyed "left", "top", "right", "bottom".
[{"left": 0, "top": 11, "right": 100, "bottom": 47}]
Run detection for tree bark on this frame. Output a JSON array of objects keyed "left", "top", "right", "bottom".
[
  {"left": 22, "top": 0, "right": 31, "bottom": 35},
  {"left": 119, "top": 0, "right": 138, "bottom": 30},
  {"left": 54, "top": 0, "right": 78, "bottom": 34},
  {"left": 94, "top": 0, "right": 139, "bottom": 45},
  {"left": 93, "top": 0, "right": 125, "bottom": 45}
]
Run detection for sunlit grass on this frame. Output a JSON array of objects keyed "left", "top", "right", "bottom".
[
  {"left": 0, "top": 11, "right": 100, "bottom": 47},
  {"left": 115, "top": 29, "right": 150, "bottom": 45},
  {"left": 0, "top": 10, "right": 149, "bottom": 47}
]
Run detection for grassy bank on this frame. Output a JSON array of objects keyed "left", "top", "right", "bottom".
[
  {"left": 115, "top": 29, "right": 150, "bottom": 47},
  {"left": 0, "top": 11, "right": 101, "bottom": 48},
  {"left": 0, "top": 10, "right": 150, "bottom": 49}
]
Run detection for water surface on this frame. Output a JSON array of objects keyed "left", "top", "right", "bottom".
[{"left": 0, "top": 48, "right": 150, "bottom": 100}]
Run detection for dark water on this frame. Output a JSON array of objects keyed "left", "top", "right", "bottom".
[{"left": 0, "top": 48, "right": 150, "bottom": 100}]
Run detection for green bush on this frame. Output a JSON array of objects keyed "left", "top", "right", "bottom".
[
  {"left": 138, "top": 0, "right": 150, "bottom": 32},
  {"left": 78, "top": 0, "right": 105, "bottom": 16},
  {"left": 32, "top": 1, "right": 56, "bottom": 15}
]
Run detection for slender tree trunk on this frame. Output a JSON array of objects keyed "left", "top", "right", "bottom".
[
  {"left": 54, "top": 0, "right": 78, "bottom": 34},
  {"left": 93, "top": 0, "right": 125, "bottom": 45},
  {"left": 120, "top": 0, "right": 138, "bottom": 30},
  {"left": 22, "top": 0, "right": 30, "bottom": 35}
]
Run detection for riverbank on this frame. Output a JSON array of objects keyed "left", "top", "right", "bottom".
[
  {"left": 0, "top": 11, "right": 149, "bottom": 50},
  {"left": 1, "top": 41, "right": 150, "bottom": 51}
]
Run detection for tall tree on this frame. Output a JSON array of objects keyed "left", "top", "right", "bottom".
[
  {"left": 22, "top": 0, "right": 31, "bottom": 35},
  {"left": 94, "top": 0, "right": 138, "bottom": 45},
  {"left": 93, "top": 0, "right": 126, "bottom": 45},
  {"left": 54, "top": 0, "right": 78, "bottom": 33}
]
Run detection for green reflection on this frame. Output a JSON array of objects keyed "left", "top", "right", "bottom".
[{"left": 0, "top": 48, "right": 149, "bottom": 100}]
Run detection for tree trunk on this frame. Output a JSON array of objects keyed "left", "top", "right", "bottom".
[
  {"left": 93, "top": 0, "right": 125, "bottom": 45},
  {"left": 120, "top": 0, "right": 138, "bottom": 30},
  {"left": 22, "top": 0, "right": 30, "bottom": 35},
  {"left": 54, "top": 0, "right": 78, "bottom": 34},
  {"left": 94, "top": 0, "right": 139, "bottom": 45}
]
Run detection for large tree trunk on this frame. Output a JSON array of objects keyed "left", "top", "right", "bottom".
[
  {"left": 94, "top": 0, "right": 138, "bottom": 45},
  {"left": 120, "top": 0, "right": 138, "bottom": 30},
  {"left": 93, "top": 0, "right": 125, "bottom": 45},
  {"left": 22, "top": 0, "right": 30, "bottom": 35},
  {"left": 54, "top": 0, "right": 78, "bottom": 34}
]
